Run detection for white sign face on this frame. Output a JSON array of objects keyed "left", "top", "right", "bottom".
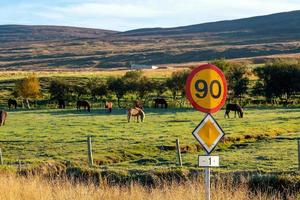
[
  {"left": 192, "top": 114, "right": 225, "bottom": 154},
  {"left": 198, "top": 156, "right": 219, "bottom": 167}
]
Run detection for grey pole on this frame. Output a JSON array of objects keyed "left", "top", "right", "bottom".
[
  {"left": 298, "top": 139, "right": 300, "bottom": 170},
  {"left": 0, "top": 148, "right": 3, "bottom": 165},
  {"left": 87, "top": 136, "right": 93, "bottom": 166},
  {"left": 205, "top": 152, "right": 211, "bottom": 200},
  {"left": 176, "top": 139, "right": 182, "bottom": 167}
]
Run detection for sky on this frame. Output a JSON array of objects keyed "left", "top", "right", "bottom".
[{"left": 0, "top": 0, "right": 300, "bottom": 31}]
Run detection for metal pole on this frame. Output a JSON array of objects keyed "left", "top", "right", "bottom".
[
  {"left": 0, "top": 148, "right": 3, "bottom": 165},
  {"left": 298, "top": 139, "right": 300, "bottom": 170},
  {"left": 87, "top": 136, "right": 93, "bottom": 167},
  {"left": 204, "top": 152, "right": 211, "bottom": 200},
  {"left": 176, "top": 139, "right": 182, "bottom": 167}
]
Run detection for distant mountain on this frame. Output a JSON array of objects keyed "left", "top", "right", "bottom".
[
  {"left": 121, "top": 10, "right": 300, "bottom": 39},
  {"left": 0, "top": 25, "right": 117, "bottom": 42},
  {"left": 1, "top": 10, "right": 300, "bottom": 69}
]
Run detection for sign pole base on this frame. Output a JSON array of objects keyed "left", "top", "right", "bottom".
[{"left": 205, "top": 152, "right": 210, "bottom": 200}]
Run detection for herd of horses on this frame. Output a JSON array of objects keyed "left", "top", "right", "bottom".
[{"left": 0, "top": 98, "right": 244, "bottom": 127}]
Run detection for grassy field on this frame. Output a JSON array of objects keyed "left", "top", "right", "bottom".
[
  {"left": 0, "top": 107, "right": 299, "bottom": 173},
  {"left": 0, "top": 70, "right": 299, "bottom": 197}
]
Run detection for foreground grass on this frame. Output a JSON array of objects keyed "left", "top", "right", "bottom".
[
  {"left": 0, "top": 108, "right": 299, "bottom": 172},
  {"left": 0, "top": 175, "right": 294, "bottom": 200}
]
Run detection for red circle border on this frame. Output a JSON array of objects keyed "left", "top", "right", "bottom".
[{"left": 185, "top": 64, "right": 227, "bottom": 113}]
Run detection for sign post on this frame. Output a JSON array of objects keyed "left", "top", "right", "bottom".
[
  {"left": 186, "top": 63, "right": 227, "bottom": 200},
  {"left": 205, "top": 151, "right": 210, "bottom": 200}
]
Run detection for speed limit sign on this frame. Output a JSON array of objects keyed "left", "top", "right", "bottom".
[{"left": 185, "top": 64, "right": 227, "bottom": 113}]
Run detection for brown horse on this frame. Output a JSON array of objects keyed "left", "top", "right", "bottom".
[
  {"left": 58, "top": 99, "right": 65, "bottom": 109},
  {"left": 8, "top": 99, "right": 17, "bottom": 109},
  {"left": 134, "top": 100, "right": 144, "bottom": 110},
  {"left": 0, "top": 110, "right": 7, "bottom": 126},
  {"left": 127, "top": 107, "right": 145, "bottom": 123},
  {"left": 154, "top": 98, "right": 168, "bottom": 108},
  {"left": 77, "top": 100, "right": 90, "bottom": 112},
  {"left": 224, "top": 103, "right": 243, "bottom": 118}
]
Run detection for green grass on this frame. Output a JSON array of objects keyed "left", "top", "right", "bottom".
[{"left": 0, "top": 107, "right": 299, "bottom": 173}]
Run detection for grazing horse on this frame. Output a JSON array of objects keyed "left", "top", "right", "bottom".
[
  {"left": 8, "top": 99, "right": 17, "bottom": 109},
  {"left": 127, "top": 107, "right": 145, "bottom": 123},
  {"left": 58, "top": 99, "right": 65, "bottom": 109},
  {"left": 154, "top": 98, "right": 168, "bottom": 108},
  {"left": 224, "top": 103, "right": 243, "bottom": 118},
  {"left": 0, "top": 110, "right": 7, "bottom": 126},
  {"left": 134, "top": 100, "right": 144, "bottom": 110},
  {"left": 105, "top": 101, "right": 113, "bottom": 113},
  {"left": 77, "top": 100, "right": 90, "bottom": 112}
]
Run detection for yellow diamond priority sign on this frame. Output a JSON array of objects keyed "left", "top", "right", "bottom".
[{"left": 192, "top": 114, "right": 224, "bottom": 154}]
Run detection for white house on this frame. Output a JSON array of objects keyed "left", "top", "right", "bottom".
[{"left": 130, "top": 63, "right": 158, "bottom": 70}]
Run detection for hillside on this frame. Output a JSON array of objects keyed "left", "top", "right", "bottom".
[
  {"left": 122, "top": 10, "right": 300, "bottom": 38},
  {"left": 1, "top": 10, "right": 300, "bottom": 69},
  {"left": 0, "top": 25, "right": 117, "bottom": 43}
]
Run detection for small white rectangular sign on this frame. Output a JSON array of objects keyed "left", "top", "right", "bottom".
[{"left": 198, "top": 156, "right": 219, "bottom": 167}]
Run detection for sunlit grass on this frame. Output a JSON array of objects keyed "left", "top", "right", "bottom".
[{"left": 0, "top": 175, "right": 291, "bottom": 200}]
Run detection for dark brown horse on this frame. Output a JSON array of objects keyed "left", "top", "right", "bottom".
[
  {"left": 224, "top": 103, "right": 243, "bottom": 118},
  {"left": 0, "top": 110, "right": 7, "bottom": 126},
  {"left": 154, "top": 98, "right": 168, "bottom": 108},
  {"left": 58, "top": 99, "right": 65, "bottom": 109},
  {"left": 8, "top": 99, "right": 17, "bottom": 109},
  {"left": 77, "top": 100, "right": 90, "bottom": 112}
]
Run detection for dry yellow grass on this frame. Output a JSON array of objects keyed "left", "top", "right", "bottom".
[
  {"left": 0, "top": 68, "right": 188, "bottom": 80},
  {"left": 0, "top": 175, "right": 291, "bottom": 200}
]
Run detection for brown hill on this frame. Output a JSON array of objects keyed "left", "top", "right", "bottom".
[{"left": 0, "top": 25, "right": 117, "bottom": 43}]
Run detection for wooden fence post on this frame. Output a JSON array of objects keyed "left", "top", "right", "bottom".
[
  {"left": 18, "top": 158, "right": 22, "bottom": 170},
  {"left": 0, "top": 148, "right": 3, "bottom": 165},
  {"left": 87, "top": 136, "right": 93, "bottom": 166},
  {"left": 176, "top": 139, "right": 183, "bottom": 167}
]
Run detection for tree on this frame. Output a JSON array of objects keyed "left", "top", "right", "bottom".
[
  {"left": 153, "top": 81, "right": 167, "bottom": 97},
  {"left": 72, "top": 84, "right": 89, "bottom": 100},
  {"left": 122, "top": 70, "right": 143, "bottom": 94},
  {"left": 226, "top": 64, "right": 249, "bottom": 101},
  {"left": 107, "top": 76, "right": 126, "bottom": 108},
  {"left": 136, "top": 76, "right": 154, "bottom": 99},
  {"left": 253, "top": 61, "right": 300, "bottom": 101},
  {"left": 211, "top": 58, "right": 231, "bottom": 73},
  {"left": 49, "top": 79, "right": 72, "bottom": 101},
  {"left": 88, "top": 79, "right": 108, "bottom": 101},
  {"left": 166, "top": 70, "right": 190, "bottom": 100},
  {"left": 123, "top": 70, "right": 143, "bottom": 80},
  {"left": 14, "top": 74, "right": 41, "bottom": 109}
]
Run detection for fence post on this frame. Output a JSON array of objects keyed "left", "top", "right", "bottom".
[
  {"left": 298, "top": 139, "right": 300, "bottom": 170},
  {"left": 0, "top": 148, "right": 3, "bottom": 165},
  {"left": 18, "top": 158, "right": 22, "bottom": 170},
  {"left": 176, "top": 139, "right": 183, "bottom": 167},
  {"left": 87, "top": 136, "right": 93, "bottom": 167}
]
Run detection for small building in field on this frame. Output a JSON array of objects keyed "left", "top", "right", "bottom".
[{"left": 130, "top": 63, "right": 158, "bottom": 70}]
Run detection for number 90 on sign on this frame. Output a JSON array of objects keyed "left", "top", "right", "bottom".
[{"left": 185, "top": 64, "right": 227, "bottom": 113}]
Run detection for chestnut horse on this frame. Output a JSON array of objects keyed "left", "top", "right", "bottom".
[
  {"left": 127, "top": 107, "right": 145, "bottom": 123},
  {"left": 77, "top": 100, "right": 90, "bottom": 112},
  {"left": 0, "top": 110, "right": 7, "bottom": 126}
]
